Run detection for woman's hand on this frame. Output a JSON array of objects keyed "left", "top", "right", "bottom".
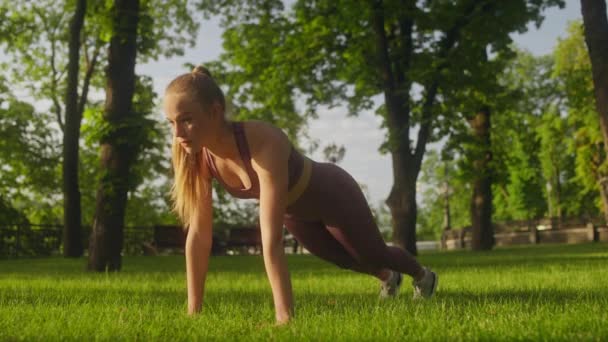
[{"left": 275, "top": 311, "right": 292, "bottom": 325}]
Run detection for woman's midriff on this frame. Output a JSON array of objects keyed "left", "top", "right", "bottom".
[{"left": 285, "top": 160, "right": 356, "bottom": 222}]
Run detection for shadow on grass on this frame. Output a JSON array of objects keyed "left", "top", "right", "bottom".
[
  {"left": 426, "top": 256, "right": 608, "bottom": 271},
  {"left": 420, "top": 243, "right": 608, "bottom": 270},
  {"left": 437, "top": 288, "right": 608, "bottom": 305}
]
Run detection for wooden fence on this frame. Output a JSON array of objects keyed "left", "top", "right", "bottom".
[
  {"left": 0, "top": 223, "right": 295, "bottom": 258},
  {"left": 441, "top": 218, "right": 608, "bottom": 250},
  {"left": 0, "top": 224, "right": 152, "bottom": 258}
]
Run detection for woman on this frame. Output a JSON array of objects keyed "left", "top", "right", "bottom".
[{"left": 164, "top": 66, "right": 438, "bottom": 325}]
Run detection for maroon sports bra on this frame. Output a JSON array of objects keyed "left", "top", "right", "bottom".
[{"left": 203, "top": 121, "right": 309, "bottom": 202}]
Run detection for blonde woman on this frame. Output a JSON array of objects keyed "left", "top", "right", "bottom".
[{"left": 164, "top": 66, "right": 438, "bottom": 325}]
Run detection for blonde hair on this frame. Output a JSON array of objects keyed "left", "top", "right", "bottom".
[{"left": 167, "top": 66, "right": 225, "bottom": 228}]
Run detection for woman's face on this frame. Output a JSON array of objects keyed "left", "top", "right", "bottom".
[{"left": 164, "top": 92, "right": 217, "bottom": 154}]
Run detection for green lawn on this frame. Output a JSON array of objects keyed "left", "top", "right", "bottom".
[{"left": 1, "top": 243, "right": 607, "bottom": 341}]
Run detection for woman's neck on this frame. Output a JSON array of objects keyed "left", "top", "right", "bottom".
[{"left": 205, "top": 119, "right": 237, "bottom": 159}]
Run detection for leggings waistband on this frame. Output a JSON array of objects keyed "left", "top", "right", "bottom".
[{"left": 287, "top": 157, "right": 312, "bottom": 206}]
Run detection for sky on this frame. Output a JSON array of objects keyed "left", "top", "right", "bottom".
[{"left": 138, "top": 0, "right": 586, "bottom": 206}]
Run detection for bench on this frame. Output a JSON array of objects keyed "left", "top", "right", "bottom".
[
  {"left": 143, "top": 224, "right": 298, "bottom": 255},
  {"left": 225, "top": 227, "right": 262, "bottom": 254}
]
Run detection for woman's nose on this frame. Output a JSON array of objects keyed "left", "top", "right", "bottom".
[{"left": 174, "top": 123, "right": 186, "bottom": 138}]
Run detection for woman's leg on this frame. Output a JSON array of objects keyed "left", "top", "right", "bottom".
[
  {"left": 318, "top": 167, "right": 425, "bottom": 280},
  {"left": 326, "top": 223, "right": 424, "bottom": 280},
  {"left": 283, "top": 217, "right": 389, "bottom": 280}
]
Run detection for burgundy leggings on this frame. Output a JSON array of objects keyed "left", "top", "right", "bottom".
[{"left": 283, "top": 161, "right": 423, "bottom": 278}]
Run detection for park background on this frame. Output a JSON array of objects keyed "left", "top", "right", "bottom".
[
  {"left": 1, "top": 0, "right": 607, "bottom": 257},
  {"left": 1, "top": 0, "right": 607, "bottom": 340}
]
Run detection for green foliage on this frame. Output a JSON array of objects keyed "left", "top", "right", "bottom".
[
  {"left": 0, "top": 195, "right": 27, "bottom": 225},
  {"left": 553, "top": 21, "right": 604, "bottom": 215},
  {"left": 418, "top": 150, "right": 471, "bottom": 239},
  {"left": 80, "top": 75, "right": 175, "bottom": 227},
  {"left": 0, "top": 85, "right": 62, "bottom": 224},
  {"left": 0, "top": 0, "right": 201, "bottom": 228},
  {"left": 426, "top": 43, "right": 600, "bottom": 227},
  {"left": 536, "top": 108, "right": 586, "bottom": 218},
  {"left": 190, "top": 1, "right": 307, "bottom": 142},
  {"left": 137, "top": 0, "right": 200, "bottom": 61},
  {"left": 201, "top": 1, "right": 565, "bottom": 242}
]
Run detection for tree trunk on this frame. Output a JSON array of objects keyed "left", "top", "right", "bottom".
[
  {"left": 370, "top": 0, "right": 419, "bottom": 255},
  {"left": 554, "top": 164, "right": 563, "bottom": 222},
  {"left": 87, "top": 0, "right": 139, "bottom": 272},
  {"left": 62, "top": 0, "right": 86, "bottom": 258},
  {"left": 581, "top": 0, "right": 608, "bottom": 223},
  {"left": 598, "top": 179, "right": 608, "bottom": 224},
  {"left": 443, "top": 162, "right": 451, "bottom": 230},
  {"left": 386, "top": 150, "right": 419, "bottom": 254},
  {"left": 469, "top": 107, "right": 494, "bottom": 250},
  {"left": 369, "top": 0, "right": 478, "bottom": 254}
]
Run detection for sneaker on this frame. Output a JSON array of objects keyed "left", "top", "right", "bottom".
[
  {"left": 412, "top": 267, "right": 438, "bottom": 300},
  {"left": 379, "top": 270, "right": 403, "bottom": 298}
]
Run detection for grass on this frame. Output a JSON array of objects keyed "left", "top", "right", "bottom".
[{"left": 1, "top": 243, "right": 607, "bottom": 341}]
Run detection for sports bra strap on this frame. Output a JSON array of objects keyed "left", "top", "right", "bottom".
[{"left": 232, "top": 121, "right": 256, "bottom": 176}]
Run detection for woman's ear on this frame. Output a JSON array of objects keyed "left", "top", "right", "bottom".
[{"left": 209, "top": 101, "right": 224, "bottom": 122}]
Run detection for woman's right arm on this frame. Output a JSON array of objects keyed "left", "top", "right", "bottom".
[{"left": 185, "top": 178, "right": 213, "bottom": 315}]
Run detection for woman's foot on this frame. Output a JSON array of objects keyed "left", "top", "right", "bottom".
[
  {"left": 379, "top": 270, "right": 403, "bottom": 298},
  {"left": 412, "top": 267, "right": 438, "bottom": 299}
]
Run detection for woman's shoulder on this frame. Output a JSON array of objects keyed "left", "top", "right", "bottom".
[
  {"left": 241, "top": 120, "right": 292, "bottom": 167},
  {"left": 242, "top": 120, "right": 290, "bottom": 150},
  {"left": 242, "top": 119, "right": 284, "bottom": 134}
]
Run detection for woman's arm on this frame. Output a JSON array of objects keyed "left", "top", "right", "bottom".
[
  {"left": 186, "top": 179, "right": 213, "bottom": 315},
  {"left": 253, "top": 126, "right": 294, "bottom": 324}
]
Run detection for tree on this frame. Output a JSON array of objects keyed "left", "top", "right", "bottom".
[
  {"left": 537, "top": 108, "right": 573, "bottom": 221},
  {"left": 87, "top": 0, "right": 140, "bottom": 271},
  {"left": 1, "top": 0, "right": 107, "bottom": 251},
  {"left": 0, "top": 1, "right": 73, "bottom": 225},
  {"left": 0, "top": 78, "right": 62, "bottom": 224},
  {"left": 490, "top": 51, "right": 553, "bottom": 222},
  {"left": 581, "top": 0, "right": 608, "bottom": 222},
  {"left": 200, "top": 0, "right": 565, "bottom": 254},
  {"left": 2, "top": 0, "right": 199, "bottom": 259},
  {"left": 554, "top": 21, "right": 604, "bottom": 220},
  {"left": 418, "top": 149, "right": 471, "bottom": 241},
  {"left": 468, "top": 106, "right": 494, "bottom": 249},
  {"left": 322, "top": 143, "right": 346, "bottom": 164},
  {"left": 62, "top": 0, "right": 87, "bottom": 257}
]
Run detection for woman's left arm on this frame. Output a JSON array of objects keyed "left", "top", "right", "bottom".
[{"left": 254, "top": 128, "right": 294, "bottom": 325}]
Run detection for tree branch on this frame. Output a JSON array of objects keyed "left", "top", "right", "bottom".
[
  {"left": 50, "top": 36, "right": 65, "bottom": 132},
  {"left": 414, "top": 0, "right": 487, "bottom": 166},
  {"left": 33, "top": 6, "right": 64, "bottom": 131},
  {"left": 370, "top": 0, "right": 395, "bottom": 93},
  {"left": 78, "top": 41, "right": 100, "bottom": 116}
]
